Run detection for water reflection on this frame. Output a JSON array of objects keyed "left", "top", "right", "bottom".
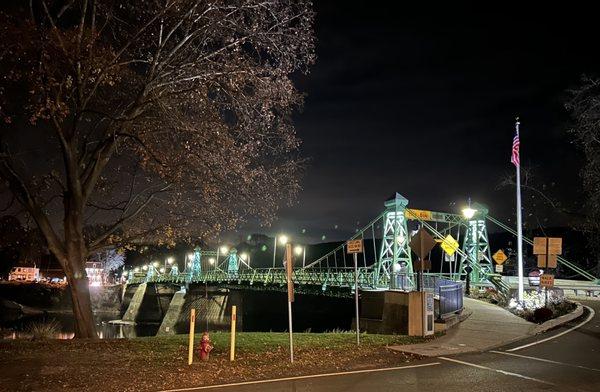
[
  {"left": 1, "top": 314, "right": 159, "bottom": 340},
  {"left": 98, "top": 320, "right": 159, "bottom": 339}
]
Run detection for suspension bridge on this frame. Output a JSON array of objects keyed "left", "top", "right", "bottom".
[{"left": 126, "top": 193, "right": 599, "bottom": 297}]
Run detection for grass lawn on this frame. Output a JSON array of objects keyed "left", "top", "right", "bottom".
[{"left": 0, "top": 332, "right": 426, "bottom": 392}]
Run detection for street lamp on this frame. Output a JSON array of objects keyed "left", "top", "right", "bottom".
[
  {"left": 462, "top": 197, "right": 477, "bottom": 220},
  {"left": 462, "top": 206, "right": 477, "bottom": 220},
  {"left": 273, "top": 234, "right": 289, "bottom": 268},
  {"left": 294, "top": 245, "right": 306, "bottom": 268},
  {"left": 220, "top": 245, "right": 229, "bottom": 254},
  {"left": 165, "top": 256, "right": 175, "bottom": 271},
  {"left": 134, "top": 267, "right": 140, "bottom": 273},
  {"left": 240, "top": 252, "right": 250, "bottom": 268},
  {"left": 142, "top": 265, "right": 148, "bottom": 271},
  {"left": 153, "top": 261, "right": 159, "bottom": 268},
  {"left": 209, "top": 258, "right": 215, "bottom": 265},
  {"left": 159, "top": 267, "right": 165, "bottom": 274}
]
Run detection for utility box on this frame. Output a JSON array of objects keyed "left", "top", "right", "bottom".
[
  {"left": 408, "top": 291, "right": 435, "bottom": 336},
  {"left": 358, "top": 290, "right": 438, "bottom": 336}
]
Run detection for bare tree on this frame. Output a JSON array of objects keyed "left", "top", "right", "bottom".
[
  {"left": 566, "top": 76, "right": 600, "bottom": 274},
  {"left": 89, "top": 248, "right": 125, "bottom": 273},
  {"left": 497, "top": 166, "right": 583, "bottom": 229},
  {"left": 0, "top": 0, "right": 315, "bottom": 337}
]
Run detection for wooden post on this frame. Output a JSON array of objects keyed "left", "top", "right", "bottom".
[
  {"left": 230, "top": 305, "right": 237, "bottom": 361},
  {"left": 188, "top": 308, "right": 196, "bottom": 365}
]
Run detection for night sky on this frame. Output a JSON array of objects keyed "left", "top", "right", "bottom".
[{"left": 243, "top": 2, "right": 600, "bottom": 243}]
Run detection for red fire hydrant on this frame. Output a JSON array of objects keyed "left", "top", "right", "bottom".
[{"left": 198, "top": 332, "right": 213, "bottom": 361}]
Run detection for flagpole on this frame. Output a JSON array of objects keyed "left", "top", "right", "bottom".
[{"left": 515, "top": 117, "right": 524, "bottom": 302}]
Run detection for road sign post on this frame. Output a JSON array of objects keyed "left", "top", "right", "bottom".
[
  {"left": 409, "top": 228, "right": 436, "bottom": 291},
  {"left": 534, "top": 237, "right": 562, "bottom": 307},
  {"left": 347, "top": 239, "right": 363, "bottom": 346},
  {"left": 408, "top": 228, "right": 437, "bottom": 337}
]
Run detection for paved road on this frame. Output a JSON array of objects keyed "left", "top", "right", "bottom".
[{"left": 163, "top": 300, "right": 600, "bottom": 392}]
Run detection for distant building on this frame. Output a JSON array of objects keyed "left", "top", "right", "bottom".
[
  {"left": 8, "top": 266, "right": 40, "bottom": 282},
  {"left": 85, "top": 261, "right": 106, "bottom": 286}
]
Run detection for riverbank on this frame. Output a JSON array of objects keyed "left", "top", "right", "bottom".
[{"left": 0, "top": 332, "right": 425, "bottom": 392}]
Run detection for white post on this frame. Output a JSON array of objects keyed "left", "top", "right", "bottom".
[
  {"left": 272, "top": 236, "right": 277, "bottom": 268},
  {"left": 288, "top": 301, "right": 294, "bottom": 363},
  {"left": 218, "top": 247, "right": 221, "bottom": 271},
  {"left": 285, "top": 243, "right": 294, "bottom": 363},
  {"left": 302, "top": 247, "right": 306, "bottom": 268},
  {"left": 515, "top": 119, "right": 524, "bottom": 303},
  {"left": 353, "top": 253, "right": 360, "bottom": 345}
]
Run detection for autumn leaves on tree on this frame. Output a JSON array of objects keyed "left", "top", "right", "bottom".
[{"left": 0, "top": 0, "right": 315, "bottom": 338}]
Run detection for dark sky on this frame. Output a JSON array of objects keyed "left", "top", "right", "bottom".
[{"left": 243, "top": 2, "right": 600, "bottom": 244}]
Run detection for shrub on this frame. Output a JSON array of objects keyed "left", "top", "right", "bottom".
[
  {"left": 26, "top": 319, "right": 61, "bottom": 340},
  {"left": 533, "top": 307, "right": 553, "bottom": 323}
]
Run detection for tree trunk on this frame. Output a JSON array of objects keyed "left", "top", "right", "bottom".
[{"left": 66, "top": 268, "right": 97, "bottom": 339}]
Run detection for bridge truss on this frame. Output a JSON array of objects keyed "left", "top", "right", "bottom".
[{"left": 127, "top": 192, "right": 598, "bottom": 295}]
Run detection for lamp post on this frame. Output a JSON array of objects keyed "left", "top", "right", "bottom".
[
  {"left": 294, "top": 245, "right": 305, "bottom": 268},
  {"left": 220, "top": 246, "right": 228, "bottom": 270},
  {"left": 165, "top": 256, "right": 174, "bottom": 273},
  {"left": 462, "top": 199, "right": 478, "bottom": 285},
  {"left": 273, "top": 235, "right": 289, "bottom": 268},
  {"left": 240, "top": 253, "right": 250, "bottom": 269}
]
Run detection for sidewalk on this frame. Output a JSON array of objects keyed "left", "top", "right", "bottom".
[{"left": 390, "top": 298, "right": 535, "bottom": 357}]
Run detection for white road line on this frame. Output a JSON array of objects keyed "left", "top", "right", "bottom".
[
  {"left": 490, "top": 350, "right": 600, "bottom": 373},
  {"left": 507, "top": 306, "right": 595, "bottom": 352},
  {"left": 439, "top": 356, "right": 555, "bottom": 385},
  {"left": 156, "top": 362, "right": 441, "bottom": 392}
]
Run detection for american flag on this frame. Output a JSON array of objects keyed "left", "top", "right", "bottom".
[{"left": 511, "top": 129, "right": 520, "bottom": 167}]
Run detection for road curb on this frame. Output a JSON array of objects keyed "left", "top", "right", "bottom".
[{"left": 531, "top": 302, "right": 584, "bottom": 335}]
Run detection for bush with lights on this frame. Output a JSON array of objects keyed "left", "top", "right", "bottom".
[{"left": 507, "top": 289, "right": 575, "bottom": 323}]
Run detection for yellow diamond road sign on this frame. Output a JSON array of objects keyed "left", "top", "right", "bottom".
[
  {"left": 440, "top": 235, "right": 459, "bottom": 256},
  {"left": 493, "top": 249, "right": 508, "bottom": 265}
]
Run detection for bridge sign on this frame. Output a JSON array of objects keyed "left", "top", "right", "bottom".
[
  {"left": 540, "top": 274, "right": 555, "bottom": 288},
  {"left": 537, "top": 254, "right": 558, "bottom": 269},
  {"left": 405, "top": 208, "right": 433, "bottom": 221},
  {"left": 347, "top": 239, "right": 363, "bottom": 254},
  {"left": 495, "top": 264, "right": 504, "bottom": 273},
  {"left": 492, "top": 249, "right": 508, "bottom": 265},
  {"left": 533, "top": 237, "right": 562, "bottom": 255},
  {"left": 409, "top": 228, "right": 437, "bottom": 260},
  {"left": 440, "top": 234, "right": 459, "bottom": 256}
]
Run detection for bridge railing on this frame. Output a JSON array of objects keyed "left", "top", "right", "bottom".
[
  {"left": 388, "top": 273, "right": 464, "bottom": 318},
  {"left": 128, "top": 267, "right": 379, "bottom": 290}
]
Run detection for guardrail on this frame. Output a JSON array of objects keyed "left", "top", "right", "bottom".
[{"left": 389, "top": 273, "right": 464, "bottom": 318}]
